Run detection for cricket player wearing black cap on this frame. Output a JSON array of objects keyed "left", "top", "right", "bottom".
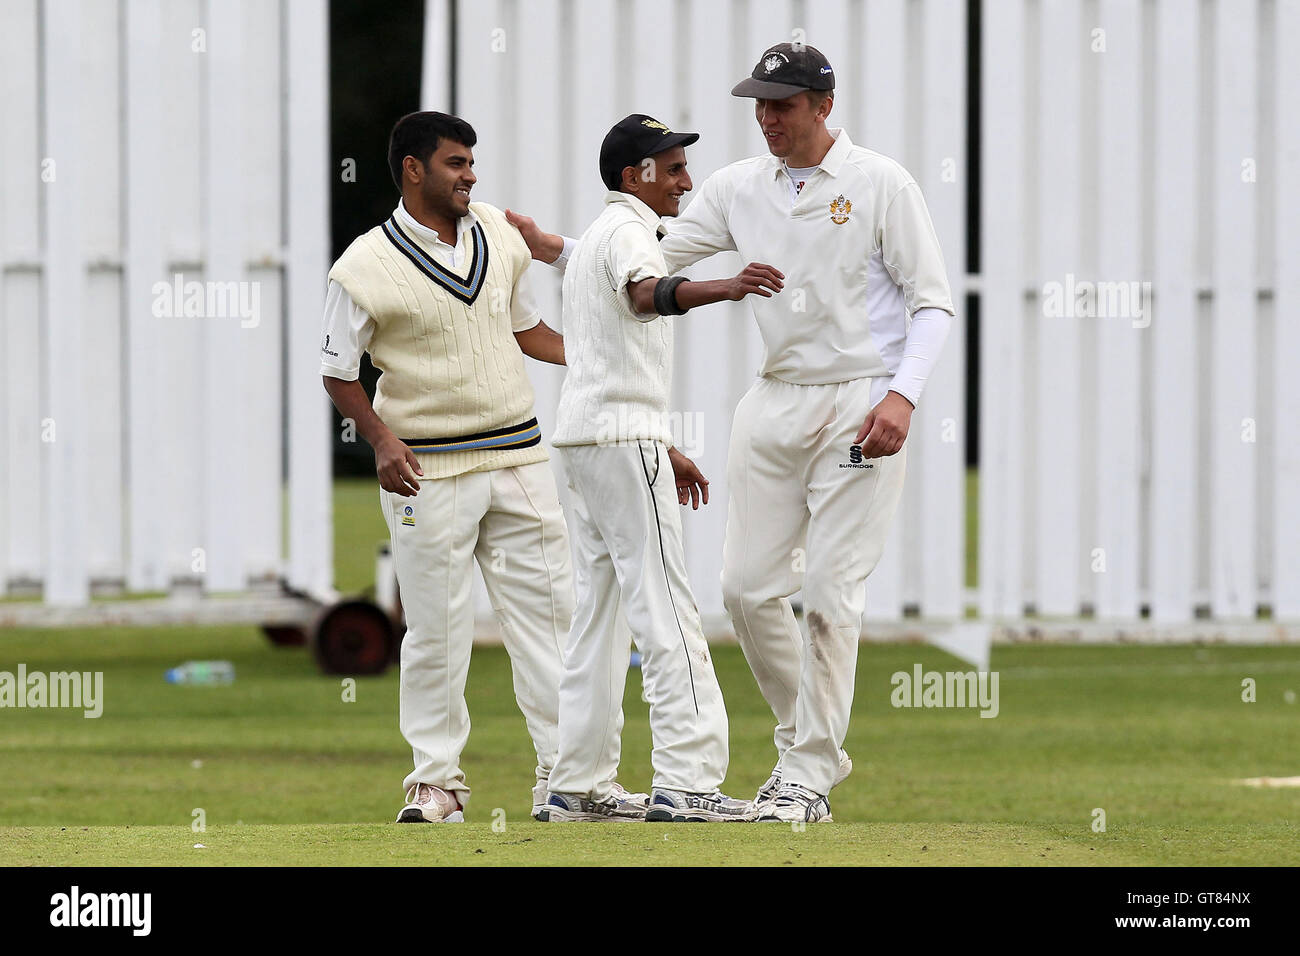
[
  {"left": 513, "top": 44, "right": 956, "bottom": 824},
  {"left": 534, "top": 115, "right": 783, "bottom": 823}
]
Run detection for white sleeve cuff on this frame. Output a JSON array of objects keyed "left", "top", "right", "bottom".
[
  {"left": 551, "top": 235, "right": 578, "bottom": 271},
  {"left": 888, "top": 306, "right": 954, "bottom": 407},
  {"left": 320, "top": 364, "right": 360, "bottom": 382}
]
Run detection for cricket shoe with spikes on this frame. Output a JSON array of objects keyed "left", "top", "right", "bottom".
[
  {"left": 644, "top": 788, "right": 759, "bottom": 823},
  {"left": 756, "top": 783, "right": 832, "bottom": 823},
  {"left": 396, "top": 783, "right": 464, "bottom": 823},
  {"left": 755, "top": 749, "right": 853, "bottom": 804},
  {"left": 536, "top": 791, "right": 646, "bottom": 822}
]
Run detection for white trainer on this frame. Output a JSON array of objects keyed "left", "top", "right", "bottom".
[
  {"left": 609, "top": 782, "right": 650, "bottom": 818},
  {"left": 532, "top": 780, "right": 649, "bottom": 820},
  {"left": 537, "top": 792, "right": 646, "bottom": 822},
  {"left": 755, "top": 749, "right": 852, "bottom": 803},
  {"left": 396, "top": 783, "right": 464, "bottom": 823},
  {"left": 756, "top": 783, "right": 833, "bottom": 823},
  {"left": 644, "top": 788, "right": 758, "bottom": 822}
]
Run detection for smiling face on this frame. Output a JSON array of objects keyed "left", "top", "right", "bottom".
[
  {"left": 622, "top": 145, "right": 693, "bottom": 218},
  {"left": 405, "top": 137, "right": 477, "bottom": 221},
  {"left": 754, "top": 91, "right": 832, "bottom": 162}
]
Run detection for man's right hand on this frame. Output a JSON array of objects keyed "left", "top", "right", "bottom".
[
  {"left": 728, "top": 262, "right": 785, "bottom": 300},
  {"left": 504, "top": 209, "right": 564, "bottom": 263},
  {"left": 376, "top": 435, "right": 424, "bottom": 496}
]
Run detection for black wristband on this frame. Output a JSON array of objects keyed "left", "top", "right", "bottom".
[{"left": 653, "top": 276, "right": 691, "bottom": 316}]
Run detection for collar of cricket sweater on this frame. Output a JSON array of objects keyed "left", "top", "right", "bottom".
[
  {"left": 768, "top": 126, "right": 854, "bottom": 181},
  {"left": 603, "top": 190, "right": 669, "bottom": 239},
  {"left": 394, "top": 198, "right": 479, "bottom": 252}
]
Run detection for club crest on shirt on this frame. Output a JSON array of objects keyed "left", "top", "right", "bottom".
[{"left": 830, "top": 194, "right": 852, "bottom": 225}]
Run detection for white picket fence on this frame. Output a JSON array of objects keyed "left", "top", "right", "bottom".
[
  {"left": 3, "top": 0, "right": 1296, "bottom": 637},
  {"left": 423, "top": 0, "right": 1299, "bottom": 631},
  {"left": 0, "top": 0, "right": 332, "bottom": 608}
]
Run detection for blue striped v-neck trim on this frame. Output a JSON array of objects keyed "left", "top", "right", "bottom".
[{"left": 382, "top": 216, "right": 490, "bottom": 305}]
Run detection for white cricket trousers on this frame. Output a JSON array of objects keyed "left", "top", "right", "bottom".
[
  {"left": 379, "top": 461, "right": 572, "bottom": 807},
  {"left": 721, "top": 376, "right": 907, "bottom": 796},
  {"left": 549, "top": 441, "right": 729, "bottom": 798}
]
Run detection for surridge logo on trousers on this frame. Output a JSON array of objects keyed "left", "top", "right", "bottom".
[{"left": 839, "top": 444, "right": 874, "bottom": 469}]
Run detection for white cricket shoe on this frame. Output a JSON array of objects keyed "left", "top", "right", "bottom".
[
  {"left": 532, "top": 780, "right": 649, "bottom": 820},
  {"left": 756, "top": 783, "right": 833, "bottom": 823},
  {"left": 396, "top": 783, "right": 464, "bottom": 823},
  {"left": 610, "top": 781, "right": 650, "bottom": 818},
  {"left": 537, "top": 791, "right": 646, "bottom": 822},
  {"left": 644, "top": 788, "right": 758, "bottom": 822},
  {"left": 755, "top": 749, "right": 853, "bottom": 803}
]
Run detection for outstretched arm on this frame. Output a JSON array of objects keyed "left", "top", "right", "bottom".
[
  {"left": 514, "top": 319, "right": 565, "bottom": 365},
  {"left": 624, "top": 262, "right": 784, "bottom": 317}
]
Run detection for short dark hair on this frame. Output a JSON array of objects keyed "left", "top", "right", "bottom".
[{"left": 387, "top": 111, "right": 477, "bottom": 190}]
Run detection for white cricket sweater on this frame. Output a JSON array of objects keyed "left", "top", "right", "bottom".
[{"left": 552, "top": 192, "right": 674, "bottom": 447}]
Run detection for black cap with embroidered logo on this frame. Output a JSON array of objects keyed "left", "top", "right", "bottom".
[
  {"left": 731, "top": 42, "right": 835, "bottom": 99},
  {"left": 599, "top": 114, "right": 700, "bottom": 191}
]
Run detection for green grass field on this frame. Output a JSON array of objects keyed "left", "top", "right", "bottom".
[{"left": 1, "top": 478, "right": 1297, "bottom": 865}]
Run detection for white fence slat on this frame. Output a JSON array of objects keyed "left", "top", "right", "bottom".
[
  {"left": 570, "top": 0, "right": 618, "bottom": 234},
  {"left": 862, "top": 0, "right": 907, "bottom": 162},
  {"left": 80, "top": 0, "right": 123, "bottom": 583},
  {"left": 1033, "top": 0, "right": 1084, "bottom": 615},
  {"left": 1275, "top": 0, "right": 1300, "bottom": 619},
  {"left": 2, "top": 277, "right": 42, "bottom": 586},
  {"left": 202, "top": 0, "right": 247, "bottom": 591},
  {"left": 979, "top": 0, "right": 1027, "bottom": 618},
  {"left": 158, "top": 0, "right": 205, "bottom": 581},
  {"left": 240, "top": 0, "right": 284, "bottom": 581},
  {"left": 1, "top": 0, "right": 42, "bottom": 589},
  {"left": 1094, "top": 0, "right": 1142, "bottom": 618},
  {"left": 862, "top": 0, "right": 909, "bottom": 619},
  {"left": 124, "top": 0, "right": 167, "bottom": 591},
  {"left": 628, "top": 0, "right": 679, "bottom": 120},
  {"left": 1210, "top": 0, "right": 1258, "bottom": 618},
  {"left": 420, "top": 0, "right": 451, "bottom": 111},
  {"left": 285, "top": 0, "right": 333, "bottom": 596},
  {"left": 916, "top": 0, "right": 965, "bottom": 618},
  {"left": 41, "top": 0, "right": 88, "bottom": 605},
  {"left": 1148, "top": 0, "right": 1198, "bottom": 622}
]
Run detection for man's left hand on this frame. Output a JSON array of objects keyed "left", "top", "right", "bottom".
[{"left": 854, "top": 391, "right": 914, "bottom": 458}]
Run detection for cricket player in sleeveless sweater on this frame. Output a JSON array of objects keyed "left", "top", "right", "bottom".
[
  {"left": 321, "top": 112, "right": 646, "bottom": 824},
  {"left": 535, "top": 116, "right": 783, "bottom": 824},
  {"left": 511, "top": 45, "right": 955, "bottom": 823}
]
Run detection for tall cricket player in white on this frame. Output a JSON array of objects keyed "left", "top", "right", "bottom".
[{"left": 509, "top": 42, "right": 955, "bottom": 823}]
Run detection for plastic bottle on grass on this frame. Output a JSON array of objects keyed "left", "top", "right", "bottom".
[{"left": 165, "top": 661, "right": 236, "bottom": 685}]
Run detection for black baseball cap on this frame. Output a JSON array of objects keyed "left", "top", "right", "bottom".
[
  {"left": 731, "top": 42, "right": 835, "bottom": 99},
  {"left": 599, "top": 114, "right": 700, "bottom": 191}
]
